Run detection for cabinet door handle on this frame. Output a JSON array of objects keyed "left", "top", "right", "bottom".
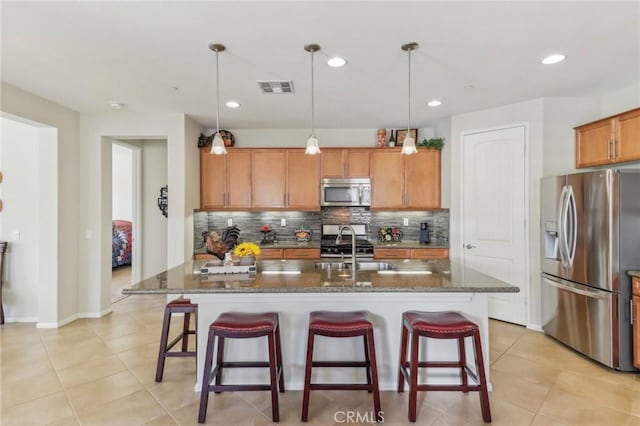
[{"left": 614, "top": 138, "right": 618, "bottom": 160}]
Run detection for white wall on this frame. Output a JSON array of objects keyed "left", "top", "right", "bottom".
[
  {"left": 112, "top": 143, "right": 133, "bottom": 221},
  {"left": 0, "top": 118, "right": 40, "bottom": 321},
  {"left": 140, "top": 139, "right": 168, "bottom": 279},
  {"left": 78, "top": 113, "right": 200, "bottom": 317},
  {"left": 542, "top": 97, "right": 600, "bottom": 176},
  {"left": 229, "top": 128, "right": 437, "bottom": 148},
  {"left": 1, "top": 82, "right": 78, "bottom": 326},
  {"left": 600, "top": 82, "right": 640, "bottom": 118}
]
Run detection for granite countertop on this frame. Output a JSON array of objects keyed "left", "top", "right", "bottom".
[
  {"left": 628, "top": 270, "right": 640, "bottom": 278},
  {"left": 123, "top": 259, "right": 517, "bottom": 295}
]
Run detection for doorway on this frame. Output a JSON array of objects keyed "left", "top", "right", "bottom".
[
  {"left": 111, "top": 142, "right": 140, "bottom": 302},
  {"left": 462, "top": 125, "right": 528, "bottom": 325},
  {"left": 109, "top": 138, "right": 167, "bottom": 303}
]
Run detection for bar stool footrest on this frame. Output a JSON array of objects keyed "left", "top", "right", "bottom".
[
  {"left": 312, "top": 361, "right": 369, "bottom": 368},
  {"left": 310, "top": 383, "right": 372, "bottom": 391}
]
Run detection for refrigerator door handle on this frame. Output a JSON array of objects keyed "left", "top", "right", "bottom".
[
  {"left": 558, "top": 185, "right": 570, "bottom": 267},
  {"left": 567, "top": 185, "right": 577, "bottom": 267},
  {"left": 544, "top": 275, "right": 610, "bottom": 300}
]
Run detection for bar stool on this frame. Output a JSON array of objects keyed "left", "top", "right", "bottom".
[
  {"left": 301, "top": 310, "right": 382, "bottom": 423},
  {"left": 397, "top": 311, "right": 491, "bottom": 423},
  {"left": 155, "top": 297, "right": 197, "bottom": 382},
  {"left": 198, "top": 312, "right": 284, "bottom": 424}
]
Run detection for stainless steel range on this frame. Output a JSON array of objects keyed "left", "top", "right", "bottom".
[{"left": 320, "top": 224, "right": 374, "bottom": 259}]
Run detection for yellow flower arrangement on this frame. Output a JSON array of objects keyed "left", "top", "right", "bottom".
[{"left": 233, "top": 242, "right": 261, "bottom": 257}]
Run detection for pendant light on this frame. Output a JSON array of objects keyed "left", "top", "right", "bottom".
[
  {"left": 401, "top": 42, "right": 418, "bottom": 155},
  {"left": 209, "top": 43, "right": 227, "bottom": 155},
  {"left": 304, "top": 43, "right": 321, "bottom": 155}
]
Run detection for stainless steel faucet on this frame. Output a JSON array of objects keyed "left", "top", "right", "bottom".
[{"left": 336, "top": 225, "right": 357, "bottom": 280}]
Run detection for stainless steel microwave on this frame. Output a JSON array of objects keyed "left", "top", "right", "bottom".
[{"left": 320, "top": 178, "right": 371, "bottom": 206}]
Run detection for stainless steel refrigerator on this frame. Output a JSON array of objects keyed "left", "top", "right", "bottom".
[{"left": 541, "top": 169, "right": 640, "bottom": 371}]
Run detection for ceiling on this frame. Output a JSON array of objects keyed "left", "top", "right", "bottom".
[{"left": 2, "top": 1, "right": 639, "bottom": 130}]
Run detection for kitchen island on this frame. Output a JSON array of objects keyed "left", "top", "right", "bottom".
[{"left": 124, "top": 259, "right": 517, "bottom": 390}]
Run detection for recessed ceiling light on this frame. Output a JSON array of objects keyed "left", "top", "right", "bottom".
[
  {"left": 327, "top": 57, "right": 347, "bottom": 67},
  {"left": 225, "top": 101, "right": 240, "bottom": 108},
  {"left": 427, "top": 100, "right": 442, "bottom": 107},
  {"left": 109, "top": 101, "right": 122, "bottom": 110},
  {"left": 541, "top": 54, "right": 566, "bottom": 65}
]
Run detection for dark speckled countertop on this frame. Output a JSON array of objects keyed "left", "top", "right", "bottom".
[
  {"left": 123, "top": 259, "right": 517, "bottom": 295},
  {"left": 628, "top": 270, "right": 640, "bottom": 278}
]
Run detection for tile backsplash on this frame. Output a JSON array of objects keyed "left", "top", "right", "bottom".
[{"left": 194, "top": 208, "right": 449, "bottom": 252}]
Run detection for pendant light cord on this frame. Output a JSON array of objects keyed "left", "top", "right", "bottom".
[
  {"left": 216, "top": 50, "right": 220, "bottom": 135},
  {"left": 311, "top": 50, "right": 315, "bottom": 135},
  {"left": 407, "top": 48, "right": 411, "bottom": 132}
]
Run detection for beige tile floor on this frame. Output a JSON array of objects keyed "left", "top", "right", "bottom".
[
  {"left": 112, "top": 266, "right": 132, "bottom": 303},
  {"left": 2, "top": 295, "right": 639, "bottom": 425}
]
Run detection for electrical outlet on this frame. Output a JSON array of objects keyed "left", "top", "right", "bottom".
[
  {"left": 403, "top": 218, "right": 409, "bottom": 226},
  {"left": 281, "top": 218, "right": 286, "bottom": 227},
  {"left": 85, "top": 230, "right": 93, "bottom": 239},
  {"left": 12, "top": 230, "right": 20, "bottom": 241},
  {"left": 227, "top": 218, "right": 233, "bottom": 226}
]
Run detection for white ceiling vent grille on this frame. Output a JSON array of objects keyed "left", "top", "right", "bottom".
[{"left": 258, "top": 80, "right": 294, "bottom": 94}]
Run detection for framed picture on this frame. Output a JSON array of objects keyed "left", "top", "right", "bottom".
[{"left": 395, "top": 129, "right": 417, "bottom": 146}]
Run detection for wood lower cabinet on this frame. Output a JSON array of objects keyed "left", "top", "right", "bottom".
[
  {"left": 575, "top": 107, "right": 640, "bottom": 168},
  {"left": 409, "top": 248, "right": 449, "bottom": 260},
  {"left": 633, "top": 277, "right": 640, "bottom": 369},
  {"left": 260, "top": 248, "right": 284, "bottom": 259},
  {"left": 283, "top": 248, "right": 320, "bottom": 259},
  {"left": 200, "top": 148, "right": 252, "bottom": 209},
  {"left": 321, "top": 148, "right": 370, "bottom": 178},
  {"left": 374, "top": 247, "right": 449, "bottom": 260},
  {"left": 370, "top": 148, "right": 441, "bottom": 210}
]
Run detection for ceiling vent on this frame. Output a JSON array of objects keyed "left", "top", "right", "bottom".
[{"left": 258, "top": 80, "right": 294, "bottom": 94}]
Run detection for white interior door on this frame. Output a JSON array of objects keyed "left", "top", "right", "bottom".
[{"left": 462, "top": 126, "right": 527, "bottom": 325}]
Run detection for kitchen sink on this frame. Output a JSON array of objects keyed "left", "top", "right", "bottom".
[
  {"left": 351, "top": 261, "right": 394, "bottom": 271},
  {"left": 314, "top": 261, "right": 393, "bottom": 271},
  {"left": 314, "top": 261, "right": 348, "bottom": 270}
]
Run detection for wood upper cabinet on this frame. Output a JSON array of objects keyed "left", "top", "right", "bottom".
[
  {"left": 616, "top": 108, "right": 640, "bottom": 164},
  {"left": 252, "top": 149, "right": 320, "bottom": 211},
  {"left": 321, "top": 149, "right": 370, "bottom": 178},
  {"left": 287, "top": 150, "right": 320, "bottom": 210},
  {"left": 370, "top": 148, "right": 441, "bottom": 209},
  {"left": 405, "top": 149, "right": 441, "bottom": 209},
  {"left": 633, "top": 277, "right": 640, "bottom": 369},
  {"left": 200, "top": 148, "right": 252, "bottom": 209},
  {"left": 252, "top": 149, "right": 286, "bottom": 208},
  {"left": 576, "top": 107, "right": 640, "bottom": 168},
  {"left": 370, "top": 150, "right": 405, "bottom": 208}
]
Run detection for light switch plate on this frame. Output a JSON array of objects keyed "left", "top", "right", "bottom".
[
  {"left": 281, "top": 218, "right": 286, "bottom": 227},
  {"left": 227, "top": 218, "right": 233, "bottom": 226},
  {"left": 12, "top": 230, "right": 20, "bottom": 241},
  {"left": 403, "top": 218, "right": 409, "bottom": 226}
]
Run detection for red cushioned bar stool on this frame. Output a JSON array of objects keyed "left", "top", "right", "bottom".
[
  {"left": 397, "top": 311, "right": 491, "bottom": 423},
  {"left": 198, "top": 312, "right": 284, "bottom": 424},
  {"left": 302, "top": 311, "right": 382, "bottom": 423},
  {"left": 155, "top": 297, "right": 198, "bottom": 382}
]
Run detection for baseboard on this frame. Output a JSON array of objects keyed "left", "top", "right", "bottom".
[
  {"left": 4, "top": 316, "right": 38, "bottom": 324},
  {"left": 528, "top": 323, "right": 543, "bottom": 332},
  {"left": 37, "top": 313, "right": 79, "bottom": 328},
  {"left": 78, "top": 306, "right": 113, "bottom": 319}
]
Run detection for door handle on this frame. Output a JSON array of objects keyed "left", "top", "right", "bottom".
[{"left": 465, "top": 244, "right": 476, "bottom": 249}]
